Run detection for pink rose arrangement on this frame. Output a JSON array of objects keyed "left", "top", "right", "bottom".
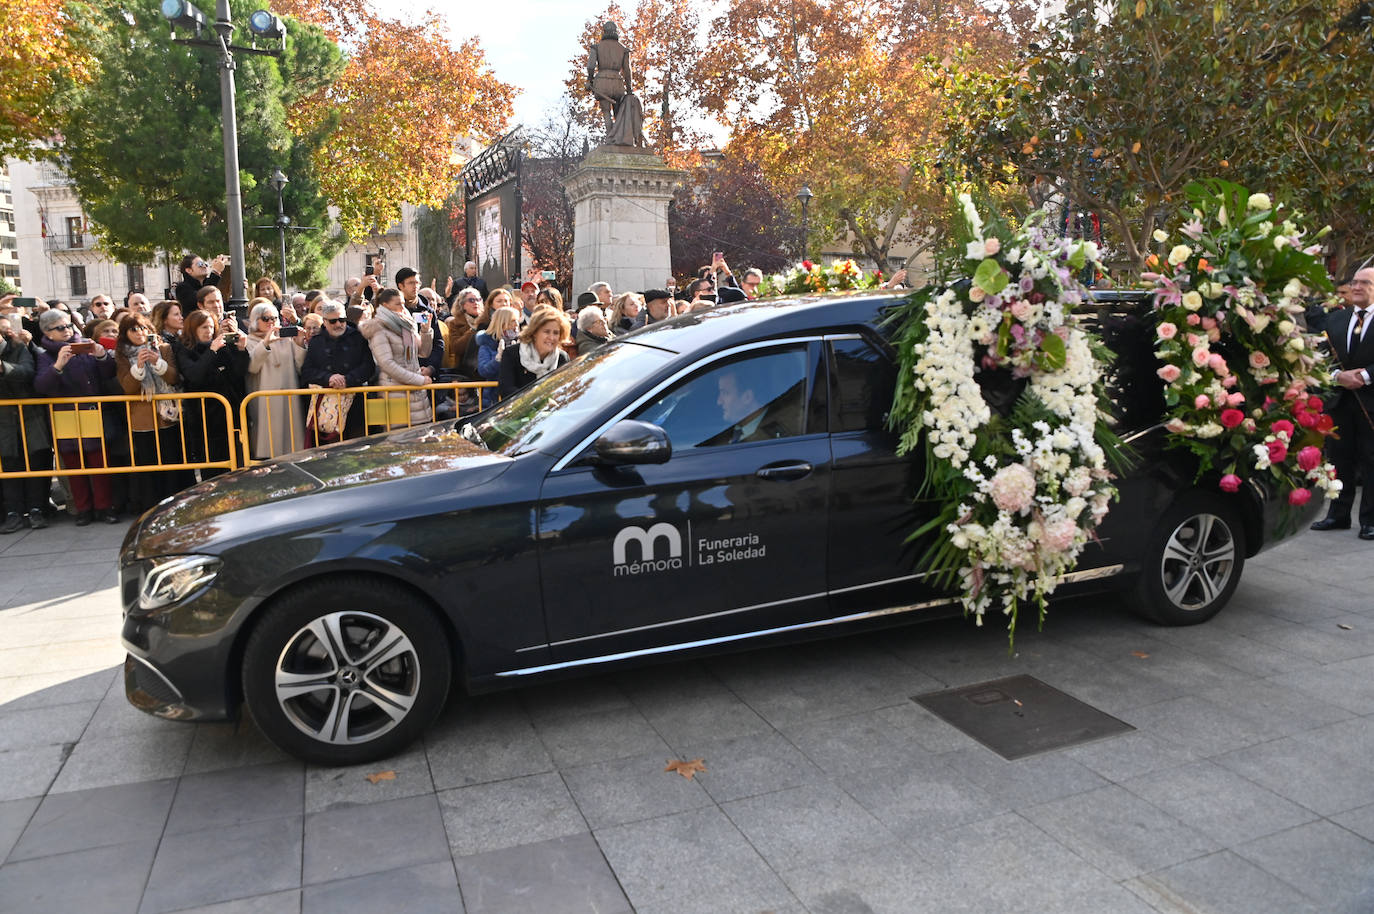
[{"left": 1146, "top": 179, "right": 1341, "bottom": 509}]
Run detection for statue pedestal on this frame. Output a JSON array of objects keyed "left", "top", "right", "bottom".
[{"left": 564, "top": 146, "right": 685, "bottom": 299}]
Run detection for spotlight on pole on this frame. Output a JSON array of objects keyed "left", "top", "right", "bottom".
[
  {"left": 248, "top": 9, "right": 284, "bottom": 38},
  {"left": 160, "top": 0, "right": 207, "bottom": 32}
]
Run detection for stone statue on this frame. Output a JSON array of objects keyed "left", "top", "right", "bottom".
[{"left": 587, "top": 21, "right": 646, "bottom": 148}]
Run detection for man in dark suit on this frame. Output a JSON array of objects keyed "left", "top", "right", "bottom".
[{"left": 1313, "top": 267, "right": 1374, "bottom": 539}]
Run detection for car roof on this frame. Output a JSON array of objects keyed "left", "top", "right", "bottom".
[
  {"left": 619, "top": 287, "right": 1152, "bottom": 358},
  {"left": 621, "top": 292, "right": 906, "bottom": 356}
]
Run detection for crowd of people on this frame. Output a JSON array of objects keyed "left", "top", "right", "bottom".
[{"left": 0, "top": 251, "right": 796, "bottom": 533}]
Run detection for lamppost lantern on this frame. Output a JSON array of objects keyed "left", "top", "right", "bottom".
[
  {"left": 161, "top": 0, "right": 206, "bottom": 32},
  {"left": 796, "top": 185, "right": 814, "bottom": 261},
  {"left": 270, "top": 167, "right": 289, "bottom": 292},
  {"left": 248, "top": 9, "right": 284, "bottom": 38}
]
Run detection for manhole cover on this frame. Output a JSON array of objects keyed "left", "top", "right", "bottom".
[{"left": 913, "top": 674, "right": 1134, "bottom": 760}]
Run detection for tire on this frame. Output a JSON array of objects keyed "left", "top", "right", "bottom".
[
  {"left": 1130, "top": 494, "right": 1245, "bottom": 626},
  {"left": 241, "top": 577, "right": 452, "bottom": 766}
]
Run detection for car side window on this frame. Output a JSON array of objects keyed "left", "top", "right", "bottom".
[
  {"left": 631, "top": 346, "right": 810, "bottom": 448},
  {"left": 829, "top": 337, "right": 896, "bottom": 434}
]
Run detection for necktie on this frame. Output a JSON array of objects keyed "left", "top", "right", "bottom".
[{"left": 1353, "top": 309, "right": 1368, "bottom": 351}]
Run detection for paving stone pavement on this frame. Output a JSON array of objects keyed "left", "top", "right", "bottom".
[{"left": 1, "top": 513, "right": 1372, "bottom": 913}]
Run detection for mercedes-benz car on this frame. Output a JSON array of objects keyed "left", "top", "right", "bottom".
[{"left": 120, "top": 291, "right": 1318, "bottom": 764}]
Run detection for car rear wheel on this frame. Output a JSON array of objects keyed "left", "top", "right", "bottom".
[
  {"left": 242, "top": 577, "right": 452, "bottom": 765},
  {"left": 1130, "top": 495, "right": 1245, "bottom": 626}
]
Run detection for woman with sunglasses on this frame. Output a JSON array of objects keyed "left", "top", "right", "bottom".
[
  {"left": 116, "top": 313, "right": 192, "bottom": 512},
  {"left": 33, "top": 308, "right": 120, "bottom": 525},
  {"left": 178, "top": 308, "right": 249, "bottom": 475},
  {"left": 245, "top": 299, "right": 307, "bottom": 459}
]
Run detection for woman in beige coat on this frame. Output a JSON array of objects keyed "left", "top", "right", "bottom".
[
  {"left": 245, "top": 299, "right": 308, "bottom": 459},
  {"left": 359, "top": 288, "right": 434, "bottom": 429}
]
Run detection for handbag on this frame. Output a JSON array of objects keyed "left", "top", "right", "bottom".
[{"left": 307, "top": 385, "right": 355, "bottom": 437}]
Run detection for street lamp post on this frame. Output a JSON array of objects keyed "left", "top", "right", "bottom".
[
  {"left": 269, "top": 167, "right": 289, "bottom": 293},
  {"left": 796, "top": 184, "right": 813, "bottom": 262},
  {"left": 161, "top": 0, "right": 283, "bottom": 313}
]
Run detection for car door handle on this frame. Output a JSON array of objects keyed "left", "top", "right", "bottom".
[{"left": 756, "top": 461, "right": 812, "bottom": 481}]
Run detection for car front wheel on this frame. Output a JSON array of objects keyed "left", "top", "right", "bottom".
[
  {"left": 241, "top": 577, "right": 452, "bottom": 765},
  {"left": 1130, "top": 496, "right": 1245, "bottom": 626}
]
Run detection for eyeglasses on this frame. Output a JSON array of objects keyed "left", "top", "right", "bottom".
[
  {"left": 259, "top": 315, "right": 279, "bottom": 323},
  {"left": 325, "top": 317, "right": 347, "bottom": 324},
  {"left": 49, "top": 323, "right": 73, "bottom": 332}
]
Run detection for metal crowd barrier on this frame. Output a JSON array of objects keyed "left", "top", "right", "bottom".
[
  {"left": 237, "top": 381, "right": 497, "bottom": 463},
  {"left": 0, "top": 392, "right": 238, "bottom": 478}
]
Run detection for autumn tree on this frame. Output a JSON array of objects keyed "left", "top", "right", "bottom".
[
  {"left": 697, "top": 0, "right": 1033, "bottom": 271},
  {"left": 0, "top": 0, "right": 96, "bottom": 159},
  {"left": 670, "top": 154, "right": 799, "bottom": 279},
  {"left": 57, "top": 0, "right": 346, "bottom": 286},
  {"left": 519, "top": 100, "right": 593, "bottom": 290},
  {"left": 943, "top": 0, "right": 1374, "bottom": 275},
  {"left": 290, "top": 13, "right": 518, "bottom": 240},
  {"left": 563, "top": 0, "right": 710, "bottom": 166}
]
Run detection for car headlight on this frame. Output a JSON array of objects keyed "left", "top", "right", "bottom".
[{"left": 138, "top": 555, "right": 222, "bottom": 610}]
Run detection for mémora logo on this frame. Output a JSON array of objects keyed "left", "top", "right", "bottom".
[{"left": 612, "top": 523, "right": 684, "bottom": 576}]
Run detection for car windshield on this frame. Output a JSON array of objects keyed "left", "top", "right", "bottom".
[{"left": 461, "top": 341, "right": 674, "bottom": 456}]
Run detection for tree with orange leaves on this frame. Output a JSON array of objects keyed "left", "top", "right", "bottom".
[
  {"left": 699, "top": 0, "right": 1034, "bottom": 271},
  {"left": 277, "top": 0, "right": 517, "bottom": 240},
  {"left": 0, "top": 0, "right": 95, "bottom": 159}
]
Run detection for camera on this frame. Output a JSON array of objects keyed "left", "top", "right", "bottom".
[
  {"left": 278, "top": 325, "right": 300, "bottom": 338},
  {"left": 223, "top": 331, "right": 239, "bottom": 345},
  {"left": 541, "top": 270, "right": 556, "bottom": 281}
]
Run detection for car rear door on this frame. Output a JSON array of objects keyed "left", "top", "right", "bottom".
[
  {"left": 824, "top": 334, "right": 949, "bottom": 615},
  {"left": 533, "top": 340, "right": 831, "bottom": 664}
]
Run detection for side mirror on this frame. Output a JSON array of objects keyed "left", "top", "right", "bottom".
[{"left": 592, "top": 419, "right": 672, "bottom": 465}]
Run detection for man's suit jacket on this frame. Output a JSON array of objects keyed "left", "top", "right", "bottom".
[{"left": 1326, "top": 307, "right": 1374, "bottom": 412}]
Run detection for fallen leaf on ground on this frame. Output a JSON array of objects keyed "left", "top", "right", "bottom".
[
  {"left": 1131, "top": 650, "right": 1150, "bottom": 659},
  {"left": 1338, "top": 623, "right": 1354, "bottom": 630},
  {"left": 365, "top": 770, "right": 396, "bottom": 784},
  {"left": 664, "top": 758, "right": 707, "bottom": 780}
]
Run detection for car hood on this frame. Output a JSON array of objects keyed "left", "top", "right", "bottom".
[{"left": 130, "top": 421, "right": 510, "bottom": 558}]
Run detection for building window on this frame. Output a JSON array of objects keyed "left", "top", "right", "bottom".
[
  {"left": 125, "top": 264, "right": 145, "bottom": 292},
  {"left": 69, "top": 265, "right": 87, "bottom": 297},
  {"left": 66, "top": 217, "right": 83, "bottom": 249},
  {"left": 1, "top": 209, "right": 12, "bottom": 232}
]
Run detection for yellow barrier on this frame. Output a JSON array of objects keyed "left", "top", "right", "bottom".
[
  {"left": 0, "top": 392, "right": 239, "bottom": 478},
  {"left": 237, "top": 381, "right": 497, "bottom": 463}
]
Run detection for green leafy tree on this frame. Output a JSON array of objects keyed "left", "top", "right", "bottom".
[
  {"left": 941, "top": 0, "right": 1374, "bottom": 276},
  {"left": 56, "top": 0, "right": 346, "bottom": 287}
]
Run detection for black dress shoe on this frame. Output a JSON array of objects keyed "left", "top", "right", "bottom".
[
  {"left": 1311, "top": 517, "right": 1352, "bottom": 531},
  {"left": 1360, "top": 526, "right": 1374, "bottom": 541}
]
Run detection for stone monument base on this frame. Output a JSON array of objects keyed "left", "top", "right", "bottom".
[{"left": 564, "top": 146, "right": 685, "bottom": 300}]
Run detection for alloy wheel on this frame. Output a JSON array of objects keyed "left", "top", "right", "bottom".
[
  {"left": 1158, "top": 512, "right": 1237, "bottom": 612},
  {"left": 273, "top": 611, "right": 421, "bottom": 745}
]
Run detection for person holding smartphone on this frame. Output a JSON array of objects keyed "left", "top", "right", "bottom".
[
  {"left": 178, "top": 309, "right": 249, "bottom": 476},
  {"left": 0, "top": 315, "right": 53, "bottom": 532},
  {"left": 244, "top": 301, "right": 307, "bottom": 459},
  {"left": 116, "top": 314, "right": 191, "bottom": 513},
  {"left": 33, "top": 308, "right": 119, "bottom": 525},
  {"left": 175, "top": 253, "right": 228, "bottom": 314},
  {"left": 359, "top": 287, "right": 434, "bottom": 429}
]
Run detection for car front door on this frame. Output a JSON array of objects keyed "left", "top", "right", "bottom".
[{"left": 534, "top": 340, "right": 831, "bottom": 664}]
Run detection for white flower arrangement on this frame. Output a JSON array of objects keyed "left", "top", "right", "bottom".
[{"left": 888, "top": 200, "right": 1120, "bottom": 643}]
